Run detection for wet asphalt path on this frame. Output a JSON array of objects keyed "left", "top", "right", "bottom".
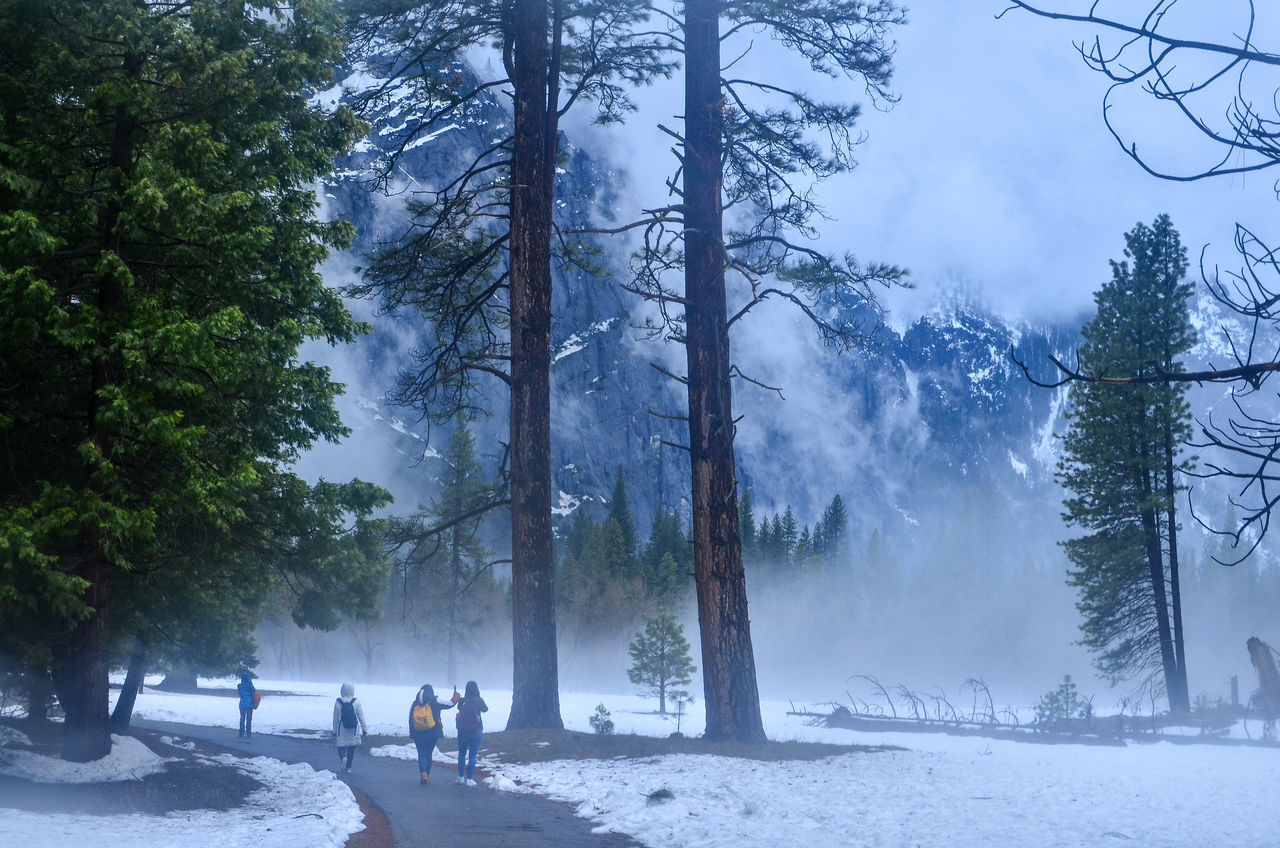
[{"left": 136, "top": 720, "right": 642, "bottom": 848}]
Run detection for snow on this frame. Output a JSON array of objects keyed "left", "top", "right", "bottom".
[
  {"left": 1008, "top": 449, "right": 1028, "bottom": 478},
  {"left": 553, "top": 318, "right": 618, "bottom": 364},
  {"left": 0, "top": 723, "right": 362, "bottom": 848},
  {"left": 4, "top": 679, "right": 1279, "bottom": 847},
  {"left": 0, "top": 732, "right": 166, "bottom": 783}
]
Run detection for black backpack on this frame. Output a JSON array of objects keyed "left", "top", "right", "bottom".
[
  {"left": 339, "top": 697, "right": 358, "bottom": 729},
  {"left": 456, "top": 698, "right": 480, "bottom": 733}
]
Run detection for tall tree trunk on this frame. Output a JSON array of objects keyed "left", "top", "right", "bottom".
[
  {"left": 505, "top": 0, "right": 562, "bottom": 730},
  {"left": 110, "top": 637, "right": 148, "bottom": 734},
  {"left": 24, "top": 666, "right": 55, "bottom": 725},
  {"left": 682, "top": 0, "right": 766, "bottom": 744},
  {"left": 1137, "top": 452, "right": 1180, "bottom": 711},
  {"left": 1163, "top": 420, "right": 1190, "bottom": 712},
  {"left": 57, "top": 65, "right": 139, "bottom": 760},
  {"left": 448, "top": 522, "right": 460, "bottom": 685}
]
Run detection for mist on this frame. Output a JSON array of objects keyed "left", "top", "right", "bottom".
[{"left": 257, "top": 1, "right": 1280, "bottom": 724}]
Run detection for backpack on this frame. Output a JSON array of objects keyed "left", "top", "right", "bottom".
[
  {"left": 411, "top": 701, "right": 436, "bottom": 732},
  {"left": 456, "top": 699, "right": 480, "bottom": 734},
  {"left": 339, "top": 697, "right": 358, "bottom": 729}
]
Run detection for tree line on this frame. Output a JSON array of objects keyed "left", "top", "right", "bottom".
[{"left": 0, "top": 0, "right": 907, "bottom": 757}]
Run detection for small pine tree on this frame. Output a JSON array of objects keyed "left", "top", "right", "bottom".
[
  {"left": 589, "top": 703, "right": 615, "bottom": 734},
  {"left": 627, "top": 612, "right": 696, "bottom": 715}
]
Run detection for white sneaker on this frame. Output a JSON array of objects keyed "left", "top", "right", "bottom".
[
  {"left": 466, "top": 778, "right": 478, "bottom": 787},
  {"left": 455, "top": 776, "right": 466, "bottom": 785}
]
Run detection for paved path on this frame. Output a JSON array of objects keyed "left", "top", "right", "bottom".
[{"left": 137, "top": 720, "right": 642, "bottom": 848}]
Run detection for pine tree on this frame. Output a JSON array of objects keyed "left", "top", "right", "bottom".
[
  {"left": 341, "top": 0, "right": 674, "bottom": 733},
  {"left": 780, "top": 507, "right": 799, "bottom": 566},
  {"left": 641, "top": 508, "right": 692, "bottom": 604},
  {"left": 627, "top": 612, "right": 696, "bottom": 715},
  {"left": 821, "top": 496, "right": 850, "bottom": 563},
  {"left": 0, "top": 0, "right": 388, "bottom": 761},
  {"left": 648, "top": 553, "right": 686, "bottom": 611},
  {"left": 388, "top": 422, "right": 500, "bottom": 683},
  {"left": 607, "top": 467, "right": 639, "bottom": 572},
  {"left": 1057, "top": 215, "right": 1194, "bottom": 711},
  {"left": 564, "top": 507, "right": 596, "bottom": 564},
  {"left": 796, "top": 524, "right": 814, "bottom": 563}
]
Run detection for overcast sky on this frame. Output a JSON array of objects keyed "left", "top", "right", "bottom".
[{"left": 584, "top": 0, "right": 1280, "bottom": 326}]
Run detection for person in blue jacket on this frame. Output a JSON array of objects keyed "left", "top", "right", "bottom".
[
  {"left": 407, "top": 683, "right": 457, "bottom": 784},
  {"left": 237, "top": 672, "right": 256, "bottom": 739}
]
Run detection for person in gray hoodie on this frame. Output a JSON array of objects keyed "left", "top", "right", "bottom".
[{"left": 332, "top": 682, "right": 368, "bottom": 773}]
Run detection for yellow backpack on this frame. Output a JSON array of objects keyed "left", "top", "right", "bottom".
[{"left": 411, "top": 701, "right": 436, "bottom": 732}]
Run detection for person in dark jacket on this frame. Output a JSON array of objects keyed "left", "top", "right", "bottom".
[
  {"left": 454, "top": 680, "right": 488, "bottom": 786},
  {"left": 407, "top": 684, "right": 456, "bottom": 784},
  {"left": 237, "top": 672, "right": 256, "bottom": 739}
]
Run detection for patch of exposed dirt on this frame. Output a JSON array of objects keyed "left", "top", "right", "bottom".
[{"left": 478, "top": 727, "right": 897, "bottom": 765}]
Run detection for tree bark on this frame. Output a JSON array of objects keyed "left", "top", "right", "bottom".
[
  {"left": 1137, "top": 445, "right": 1181, "bottom": 712},
  {"left": 23, "top": 667, "right": 55, "bottom": 724},
  {"left": 1163, "top": 417, "right": 1190, "bottom": 712},
  {"left": 682, "top": 0, "right": 766, "bottom": 744},
  {"left": 110, "top": 638, "right": 148, "bottom": 734},
  {"left": 56, "top": 61, "right": 139, "bottom": 761},
  {"left": 505, "top": 0, "right": 562, "bottom": 730}
]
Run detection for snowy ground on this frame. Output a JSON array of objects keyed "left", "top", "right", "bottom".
[
  {"left": 0, "top": 720, "right": 362, "bottom": 848},
  {"left": 3, "top": 678, "right": 1279, "bottom": 847}
]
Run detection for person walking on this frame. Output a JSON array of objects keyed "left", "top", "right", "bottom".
[
  {"left": 454, "top": 680, "right": 488, "bottom": 786},
  {"left": 333, "top": 682, "right": 368, "bottom": 773},
  {"left": 408, "top": 684, "right": 456, "bottom": 784},
  {"left": 237, "top": 672, "right": 256, "bottom": 739}
]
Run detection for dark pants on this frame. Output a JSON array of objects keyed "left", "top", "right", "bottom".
[
  {"left": 338, "top": 745, "right": 357, "bottom": 768},
  {"left": 412, "top": 733, "right": 440, "bottom": 773},
  {"left": 239, "top": 707, "right": 253, "bottom": 737}
]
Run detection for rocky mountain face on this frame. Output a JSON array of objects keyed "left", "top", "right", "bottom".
[
  {"left": 307, "top": 50, "right": 1090, "bottom": 565},
  {"left": 292, "top": 46, "right": 1280, "bottom": 699}
]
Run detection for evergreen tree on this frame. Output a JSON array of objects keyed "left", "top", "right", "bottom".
[
  {"left": 564, "top": 507, "right": 597, "bottom": 565},
  {"left": 796, "top": 524, "right": 814, "bottom": 563},
  {"left": 0, "top": 0, "right": 388, "bottom": 761},
  {"left": 607, "top": 467, "right": 639, "bottom": 572},
  {"left": 821, "top": 496, "right": 850, "bottom": 563},
  {"left": 627, "top": 612, "right": 696, "bottom": 715},
  {"left": 648, "top": 553, "right": 686, "bottom": 611},
  {"left": 641, "top": 508, "right": 692, "bottom": 603},
  {"left": 648, "top": 0, "right": 904, "bottom": 743},
  {"left": 1057, "top": 215, "right": 1194, "bottom": 711},
  {"left": 780, "top": 507, "right": 799, "bottom": 566},
  {"left": 812, "top": 518, "right": 827, "bottom": 558},
  {"left": 387, "top": 422, "right": 501, "bottom": 683},
  {"left": 341, "top": 0, "right": 673, "bottom": 732}
]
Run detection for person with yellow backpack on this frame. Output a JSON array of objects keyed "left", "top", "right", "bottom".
[{"left": 407, "top": 683, "right": 458, "bottom": 784}]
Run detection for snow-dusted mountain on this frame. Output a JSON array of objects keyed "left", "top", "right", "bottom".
[
  {"left": 307, "top": 47, "right": 1093, "bottom": 553},
  {"left": 289, "top": 45, "right": 1280, "bottom": 701}
]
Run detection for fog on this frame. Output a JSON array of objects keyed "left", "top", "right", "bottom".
[{"left": 262, "top": 1, "right": 1280, "bottom": 719}]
